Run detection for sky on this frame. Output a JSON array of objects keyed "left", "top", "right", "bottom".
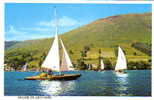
[{"left": 5, "top": 3, "right": 152, "bottom": 41}]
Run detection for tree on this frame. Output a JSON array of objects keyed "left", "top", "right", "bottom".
[
  {"left": 83, "top": 45, "right": 90, "bottom": 52},
  {"left": 76, "top": 59, "right": 87, "bottom": 70},
  {"left": 69, "top": 50, "right": 74, "bottom": 55},
  {"left": 104, "top": 59, "right": 113, "bottom": 70},
  {"left": 80, "top": 45, "right": 91, "bottom": 59},
  {"left": 98, "top": 49, "right": 102, "bottom": 68},
  {"left": 133, "top": 52, "right": 137, "bottom": 56}
]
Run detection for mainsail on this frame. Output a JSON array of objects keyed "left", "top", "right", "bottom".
[
  {"left": 115, "top": 46, "right": 127, "bottom": 71},
  {"left": 41, "top": 33, "right": 60, "bottom": 71},
  {"left": 60, "top": 39, "right": 74, "bottom": 71},
  {"left": 100, "top": 59, "right": 105, "bottom": 70}
]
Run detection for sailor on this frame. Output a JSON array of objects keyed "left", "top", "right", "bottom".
[{"left": 48, "top": 70, "right": 53, "bottom": 75}]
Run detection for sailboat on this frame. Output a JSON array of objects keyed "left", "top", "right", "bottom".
[
  {"left": 20, "top": 63, "right": 28, "bottom": 72},
  {"left": 115, "top": 46, "right": 127, "bottom": 74},
  {"left": 100, "top": 59, "right": 105, "bottom": 71},
  {"left": 24, "top": 8, "right": 81, "bottom": 80}
]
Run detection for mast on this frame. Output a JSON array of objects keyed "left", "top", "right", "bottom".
[
  {"left": 115, "top": 46, "right": 127, "bottom": 71},
  {"left": 54, "top": 7, "right": 58, "bottom": 36},
  {"left": 41, "top": 7, "right": 60, "bottom": 71}
]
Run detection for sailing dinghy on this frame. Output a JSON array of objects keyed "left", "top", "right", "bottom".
[
  {"left": 115, "top": 46, "right": 127, "bottom": 74},
  {"left": 99, "top": 59, "right": 105, "bottom": 71},
  {"left": 24, "top": 8, "right": 81, "bottom": 80},
  {"left": 20, "top": 63, "right": 28, "bottom": 72}
]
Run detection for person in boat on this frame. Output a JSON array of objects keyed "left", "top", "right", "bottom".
[
  {"left": 48, "top": 70, "right": 53, "bottom": 75},
  {"left": 38, "top": 69, "right": 48, "bottom": 77},
  {"left": 118, "top": 70, "right": 122, "bottom": 73},
  {"left": 39, "top": 72, "right": 48, "bottom": 77},
  {"left": 116, "top": 70, "right": 127, "bottom": 74}
]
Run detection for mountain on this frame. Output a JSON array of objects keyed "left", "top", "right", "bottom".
[
  {"left": 5, "top": 41, "right": 20, "bottom": 50},
  {"left": 5, "top": 13, "right": 151, "bottom": 69}
]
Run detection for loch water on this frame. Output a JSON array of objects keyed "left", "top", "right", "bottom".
[{"left": 5, "top": 70, "right": 151, "bottom": 96}]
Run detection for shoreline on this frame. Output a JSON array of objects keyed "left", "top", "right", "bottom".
[{"left": 4, "top": 69, "right": 152, "bottom": 72}]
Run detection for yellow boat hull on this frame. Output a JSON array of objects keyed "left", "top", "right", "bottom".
[{"left": 24, "top": 74, "right": 81, "bottom": 80}]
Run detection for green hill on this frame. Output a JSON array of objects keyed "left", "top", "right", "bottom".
[{"left": 5, "top": 13, "right": 151, "bottom": 70}]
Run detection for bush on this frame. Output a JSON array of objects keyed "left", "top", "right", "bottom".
[{"left": 104, "top": 58, "right": 114, "bottom": 70}]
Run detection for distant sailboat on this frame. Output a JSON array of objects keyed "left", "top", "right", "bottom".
[
  {"left": 115, "top": 46, "right": 127, "bottom": 74},
  {"left": 88, "top": 64, "right": 92, "bottom": 70},
  {"left": 100, "top": 59, "right": 105, "bottom": 71},
  {"left": 24, "top": 8, "right": 81, "bottom": 80},
  {"left": 21, "top": 63, "right": 28, "bottom": 72}
]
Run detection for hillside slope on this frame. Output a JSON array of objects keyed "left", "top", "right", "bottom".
[{"left": 5, "top": 13, "right": 151, "bottom": 69}]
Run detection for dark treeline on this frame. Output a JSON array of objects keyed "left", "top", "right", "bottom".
[{"left": 131, "top": 42, "right": 151, "bottom": 56}]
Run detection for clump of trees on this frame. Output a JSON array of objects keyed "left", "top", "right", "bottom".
[
  {"left": 80, "top": 45, "right": 91, "bottom": 59},
  {"left": 75, "top": 45, "right": 91, "bottom": 70},
  {"left": 131, "top": 42, "right": 151, "bottom": 56},
  {"left": 4, "top": 49, "right": 47, "bottom": 70},
  {"left": 128, "top": 61, "right": 151, "bottom": 70},
  {"left": 75, "top": 59, "right": 88, "bottom": 70},
  {"left": 104, "top": 58, "right": 114, "bottom": 70}
]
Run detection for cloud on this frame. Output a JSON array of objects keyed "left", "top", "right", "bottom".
[
  {"left": 38, "top": 16, "right": 81, "bottom": 27},
  {"left": 5, "top": 16, "right": 83, "bottom": 41},
  {"left": 21, "top": 27, "right": 52, "bottom": 32},
  {"left": 5, "top": 33, "right": 51, "bottom": 41},
  {"left": 5, "top": 25, "right": 54, "bottom": 41},
  {"left": 7, "top": 25, "right": 27, "bottom": 35}
]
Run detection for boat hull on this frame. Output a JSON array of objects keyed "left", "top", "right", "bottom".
[
  {"left": 24, "top": 74, "right": 81, "bottom": 80},
  {"left": 115, "top": 70, "right": 127, "bottom": 75}
]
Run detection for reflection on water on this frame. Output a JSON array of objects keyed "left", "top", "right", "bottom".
[
  {"left": 114, "top": 72, "right": 131, "bottom": 96},
  {"left": 115, "top": 72, "right": 128, "bottom": 78},
  {"left": 39, "top": 80, "right": 75, "bottom": 96},
  {"left": 115, "top": 72, "right": 128, "bottom": 85}
]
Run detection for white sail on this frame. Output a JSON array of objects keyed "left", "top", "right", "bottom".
[
  {"left": 115, "top": 46, "right": 127, "bottom": 71},
  {"left": 60, "top": 39, "right": 74, "bottom": 71},
  {"left": 22, "top": 63, "right": 28, "bottom": 71},
  {"left": 100, "top": 59, "right": 105, "bottom": 70},
  {"left": 60, "top": 52, "right": 69, "bottom": 71},
  {"left": 41, "top": 33, "right": 60, "bottom": 71}
]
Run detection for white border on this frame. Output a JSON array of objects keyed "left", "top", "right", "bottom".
[
  {"left": 0, "top": 1, "right": 4, "bottom": 98},
  {"left": 152, "top": 2, "right": 153, "bottom": 99},
  {"left": 0, "top": 0, "right": 153, "bottom": 100},
  {"left": 0, "top": 0, "right": 153, "bottom": 4}
]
